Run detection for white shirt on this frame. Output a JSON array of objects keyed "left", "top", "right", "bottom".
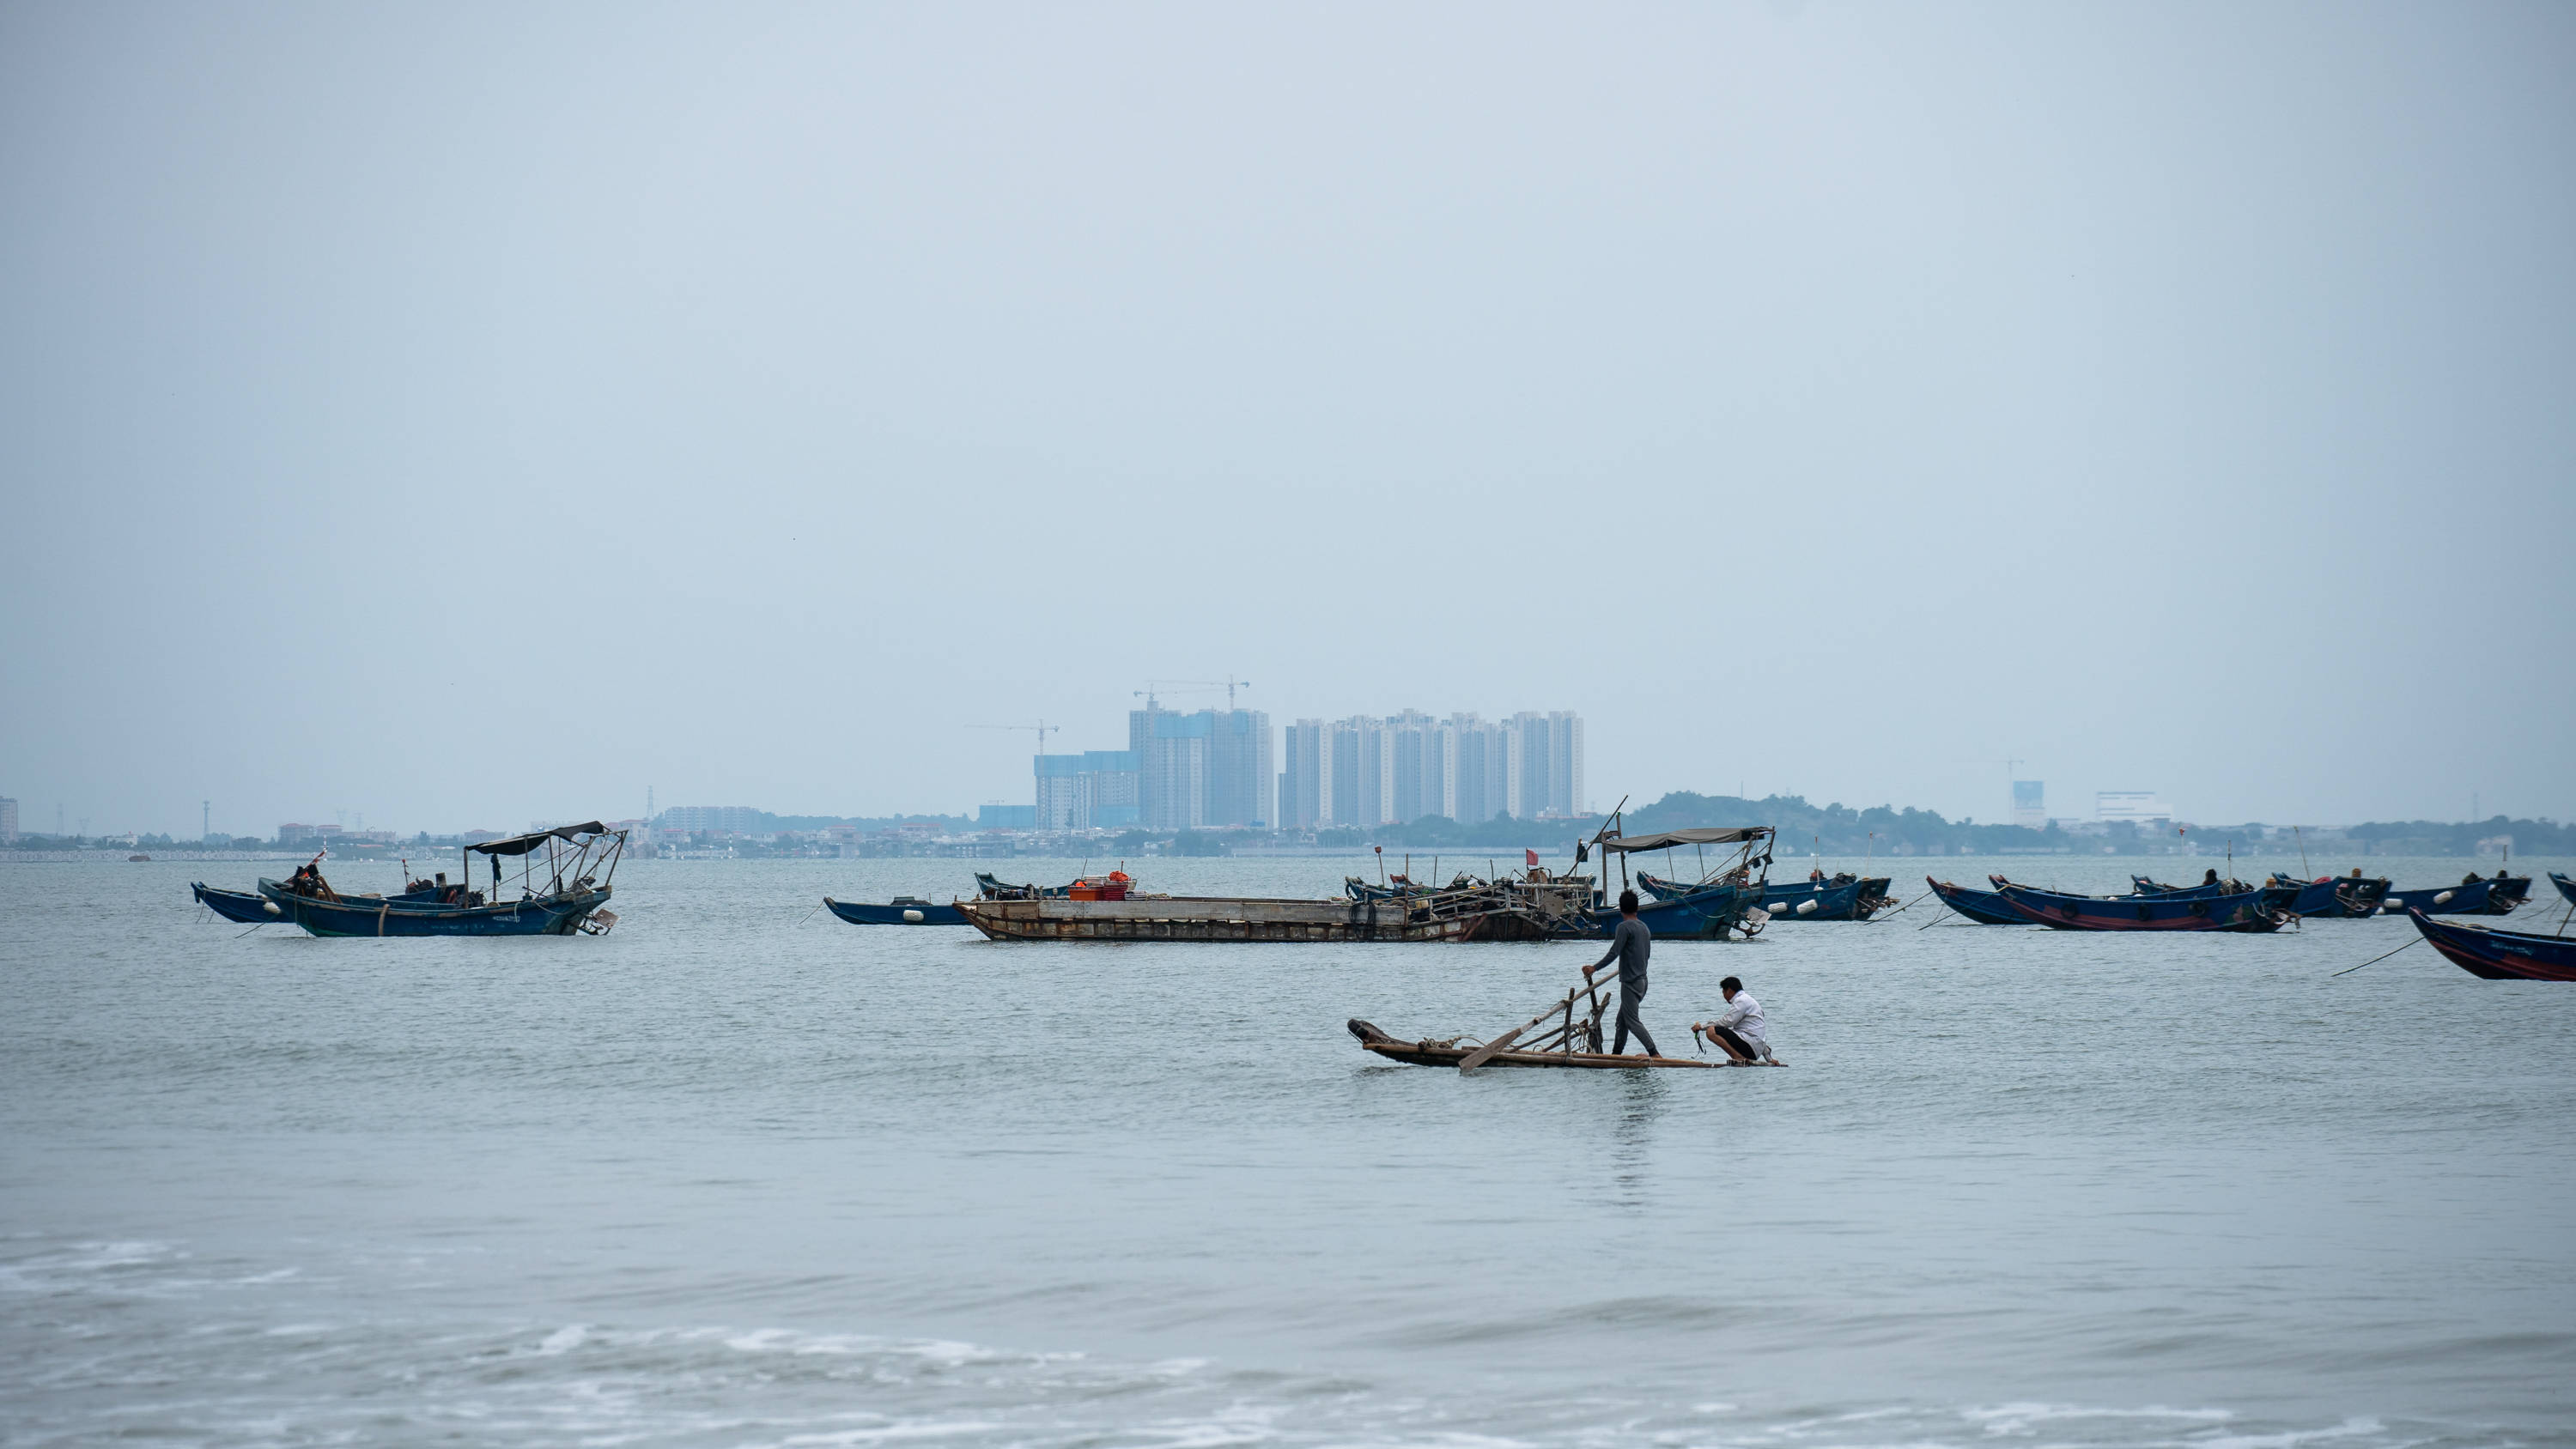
[{"left": 1715, "top": 991, "right": 1768, "bottom": 1047}]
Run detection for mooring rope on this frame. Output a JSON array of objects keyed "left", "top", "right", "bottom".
[{"left": 2333, "top": 937, "right": 2420, "bottom": 977}]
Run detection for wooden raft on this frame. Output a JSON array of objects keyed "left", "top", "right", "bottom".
[{"left": 1347, "top": 1019, "right": 1716, "bottom": 1069}]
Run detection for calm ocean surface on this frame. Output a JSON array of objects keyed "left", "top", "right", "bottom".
[{"left": 5, "top": 853, "right": 2573, "bottom": 1448}]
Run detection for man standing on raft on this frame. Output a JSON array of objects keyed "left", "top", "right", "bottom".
[{"left": 1583, "top": 888, "right": 1660, "bottom": 1058}]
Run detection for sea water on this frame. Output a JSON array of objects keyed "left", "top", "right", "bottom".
[{"left": 5, "top": 854, "right": 2573, "bottom": 1447}]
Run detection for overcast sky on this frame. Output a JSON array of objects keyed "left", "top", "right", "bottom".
[{"left": 3, "top": 1, "right": 2571, "bottom": 838}]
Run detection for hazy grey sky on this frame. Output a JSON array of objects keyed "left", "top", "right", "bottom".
[{"left": 4, "top": 2, "right": 2571, "bottom": 838}]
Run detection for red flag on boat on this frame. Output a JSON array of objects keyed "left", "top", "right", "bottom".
[{"left": 1525, "top": 848, "right": 1540, "bottom": 868}]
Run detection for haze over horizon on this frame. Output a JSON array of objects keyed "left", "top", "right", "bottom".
[{"left": 4, "top": 3, "right": 2571, "bottom": 840}]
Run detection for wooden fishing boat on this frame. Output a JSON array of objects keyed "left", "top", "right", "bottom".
[
  {"left": 1348, "top": 1018, "right": 1717, "bottom": 1069},
  {"left": 2130, "top": 875, "right": 2252, "bottom": 898},
  {"left": 261, "top": 881, "right": 613, "bottom": 937},
  {"left": 2552, "top": 871, "right": 2576, "bottom": 906},
  {"left": 1924, "top": 875, "right": 2026, "bottom": 925},
  {"left": 1346, "top": 875, "right": 1449, "bottom": 902},
  {"left": 190, "top": 882, "right": 276, "bottom": 924},
  {"left": 973, "top": 871, "right": 1071, "bottom": 900},
  {"left": 1584, "top": 823, "right": 1775, "bottom": 939},
  {"left": 1993, "top": 879, "right": 2289, "bottom": 932},
  {"left": 956, "top": 892, "right": 1548, "bottom": 943},
  {"left": 2406, "top": 909, "right": 2576, "bottom": 981},
  {"left": 258, "top": 823, "right": 624, "bottom": 937},
  {"left": 2379, "top": 875, "right": 2531, "bottom": 916},
  {"left": 1558, "top": 881, "right": 1760, "bottom": 939},
  {"left": 195, "top": 865, "right": 473, "bottom": 924},
  {"left": 824, "top": 895, "right": 967, "bottom": 925},
  {"left": 1762, "top": 875, "right": 1887, "bottom": 919},
  {"left": 2261, "top": 873, "right": 2388, "bottom": 919},
  {"left": 1641, "top": 871, "right": 1886, "bottom": 920}
]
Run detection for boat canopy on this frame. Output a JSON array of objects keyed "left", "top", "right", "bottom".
[
  {"left": 1597, "top": 827, "right": 1771, "bottom": 853},
  {"left": 466, "top": 822, "right": 610, "bottom": 856}
]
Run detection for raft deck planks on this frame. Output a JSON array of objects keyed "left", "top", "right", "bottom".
[{"left": 1346, "top": 1018, "right": 1718, "bottom": 1069}]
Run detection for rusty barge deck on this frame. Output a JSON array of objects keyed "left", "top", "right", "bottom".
[{"left": 955, "top": 894, "right": 1552, "bottom": 943}]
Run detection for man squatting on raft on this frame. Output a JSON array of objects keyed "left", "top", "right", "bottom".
[
  {"left": 1582, "top": 888, "right": 1660, "bottom": 1058},
  {"left": 1695, "top": 976, "right": 1783, "bottom": 1065}
]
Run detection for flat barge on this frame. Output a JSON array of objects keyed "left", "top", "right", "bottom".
[{"left": 955, "top": 894, "right": 1551, "bottom": 943}]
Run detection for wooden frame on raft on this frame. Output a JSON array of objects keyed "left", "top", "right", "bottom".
[{"left": 1347, "top": 971, "right": 1718, "bottom": 1070}]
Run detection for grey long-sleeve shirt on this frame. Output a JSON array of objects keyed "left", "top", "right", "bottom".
[{"left": 1591, "top": 916, "right": 1650, "bottom": 991}]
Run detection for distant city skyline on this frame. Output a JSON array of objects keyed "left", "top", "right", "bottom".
[{"left": 4, "top": 3, "right": 2571, "bottom": 844}]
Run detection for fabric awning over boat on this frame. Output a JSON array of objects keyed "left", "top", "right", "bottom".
[
  {"left": 466, "top": 822, "right": 609, "bottom": 856},
  {"left": 1596, "top": 827, "right": 1770, "bottom": 853}
]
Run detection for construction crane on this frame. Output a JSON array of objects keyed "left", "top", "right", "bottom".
[
  {"left": 970, "top": 720, "right": 1062, "bottom": 758},
  {"left": 1134, "top": 677, "right": 1255, "bottom": 711}
]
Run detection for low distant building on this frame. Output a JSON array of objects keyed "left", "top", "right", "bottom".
[
  {"left": 2095, "top": 791, "right": 2173, "bottom": 828},
  {"left": 277, "top": 822, "right": 343, "bottom": 847},
  {"left": 657, "top": 805, "right": 766, "bottom": 835}
]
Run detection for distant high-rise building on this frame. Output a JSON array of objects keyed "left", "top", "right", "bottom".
[
  {"left": 0, "top": 797, "right": 16, "bottom": 844},
  {"left": 1324, "top": 715, "right": 1392, "bottom": 827},
  {"left": 1131, "top": 706, "right": 1271, "bottom": 829},
  {"left": 1277, "top": 710, "right": 1582, "bottom": 828},
  {"left": 1036, "top": 750, "right": 1141, "bottom": 829},
  {"left": 1506, "top": 711, "right": 1585, "bottom": 818},
  {"left": 2012, "top": 780, "right": 2045, "bottom": 829},
  {"left": 1281, "top": 720, "right": 1328, "bottom": 829},
  {"left": 1450, "top": 715, "right": 1508, "bottom": 825}
]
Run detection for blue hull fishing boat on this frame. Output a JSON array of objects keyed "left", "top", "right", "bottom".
[
  {"left": 1637, "top": 872, "right": 1886, "bottom": 919},
  {"left": 259, "top": 882, "right": 612, "bottom": 937},
  {"left": 975, "top": 872, "right": 1070, "bottom": 900},
  {"left": 1557, "top": 882, "right": 1760, "bottom": 940},
  {"left": 255, "top": 823, "right": 624, "bottom": 937},
  {"left": 1579, "top": 822, "right": 1776, "bottom": 940},
  {"left": 1924, "top": 875, "right": 2026, "bottom": 925},
  {"left": 190, "top": 882, "right": 275, "bottom": 924},
  {"left": 2407, "top": 910, "right": 2576, "bottom": 980},
  {"left": 1764, "top": 876, "right": 1888, "bottom": 919},
  {"left": 194, "top": 871, "right": 468, "bottom": 924},
  {"left": 2379, "top": 876, "right": 2530, "bottom": 916},
  {"left": 2553, "top": 872, "right": 2576, "bottom": 906},
  {"left": 824, "top": 895, "right": 968, "bottom": 925},
  {"left": 2260, "top": 874, "right": 2389, "bottom": 919},
  {"left": 1994, "top": 879, "right": 2289, "bottom": 932},
  {"left": 2130, "top": 875, "right": 2255, "bottom": 899}
]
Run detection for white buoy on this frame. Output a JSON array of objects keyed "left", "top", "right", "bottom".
[
  {"left": 902, "top": 908, "right": 925, "bottom": 923},
  {"left": 2433, "top": 891, "right": 2454, "bottom": 906},
  {"left": 1795, "top": 898, "right": 1820, "bottom": 915},
  {"left": 2385, "top": 898, "right": 2405, "bottom": 911},
  {"left": 262, "top": 900, "right": 281, "bottom": 916}
]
